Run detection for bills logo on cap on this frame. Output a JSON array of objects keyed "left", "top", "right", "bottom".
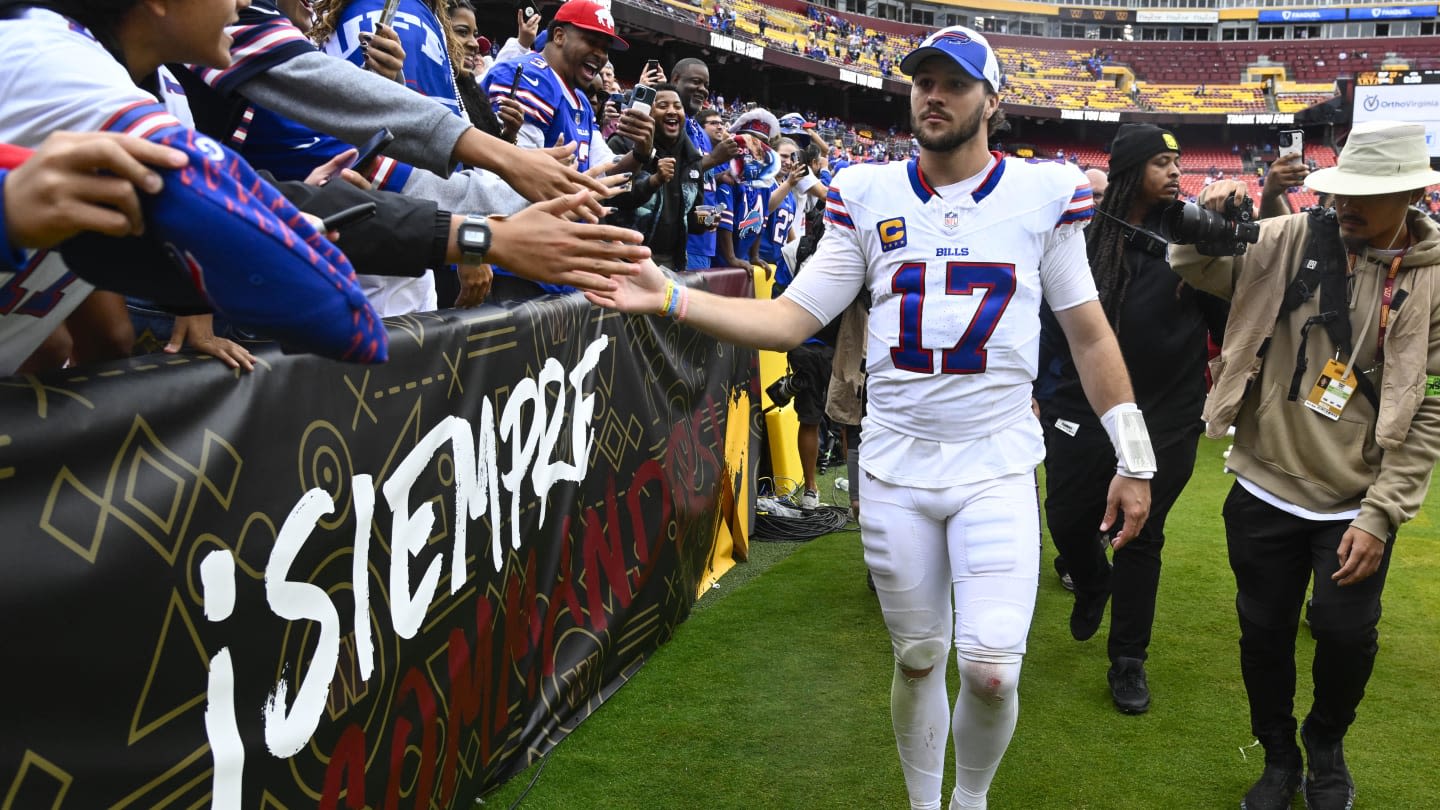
[{"left": 899, "top": 25, "right": 1002, "bottom": 90}]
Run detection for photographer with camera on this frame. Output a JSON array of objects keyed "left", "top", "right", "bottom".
[
  {"left": 1039, "top": 124, "right": 1229, "bottom": 715},
  {"left": 1170, "top": 121, "right": 1440, "bottom": 810}
]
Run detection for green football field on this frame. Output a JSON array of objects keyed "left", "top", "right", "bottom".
[{"left": 482, "top": 436, "right": 1440, "bottom": 809}]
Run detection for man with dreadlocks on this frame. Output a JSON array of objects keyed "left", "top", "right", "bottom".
[{"left": 1037, "top": 124, "right": 1228, "bottom": 715}]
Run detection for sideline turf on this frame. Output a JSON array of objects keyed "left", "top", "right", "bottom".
[{"left": 481, "top": 437, "right": 1440, "bottom": 808}]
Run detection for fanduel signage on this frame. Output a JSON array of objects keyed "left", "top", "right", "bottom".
[
  {"left": 1257, "top": 8, "right": 1346, "bottom": 22},
  {"left": 1347, "top": 4, "right": 1438, "bottom": 19}
]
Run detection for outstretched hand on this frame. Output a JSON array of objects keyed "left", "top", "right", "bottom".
[
  {"left": 487, "top": 191, "right": 650, "bottom": 291},
  {"left": 582, "top": 257, "right": 668, "bottom": 313},
  {"left": 1101, "top": 475, "right": 1150, "bottom": 549},
  {"left": 499, "top": 141, "right": 611, "bottom": 219}
]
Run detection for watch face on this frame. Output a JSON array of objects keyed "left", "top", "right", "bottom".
[{"left": 460, "top": 218, "right": 490, "bottom": 256}]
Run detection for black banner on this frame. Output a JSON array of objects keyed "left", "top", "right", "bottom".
[
  {"left": 0, "top": 270, "right": 759, "bottom": 808},
  {"left": 1059, "top": 6, "right": 1134, "bottom": 23}
]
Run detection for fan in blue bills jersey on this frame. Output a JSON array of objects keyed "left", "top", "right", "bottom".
[
  {"left": 482, "top": 52, "right": 599, "bottom": 172},
  {"left": 319, "top": 0, "right": 463, "bottom": 117},
  {"left": 759, "top": 187, "right": 797, "bottom": 287}
]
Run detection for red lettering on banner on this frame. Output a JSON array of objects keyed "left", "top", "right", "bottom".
[
  {"left": 627, "top": 460, "right": 670, "bottom": 594},
  {"left": 438, "top": 591, "right": 501, "bottom": 808},
  {"left": 544, "top": 516, "right": 586, "bottom": 677},
  {"left": 384, "top": 668, "right": 439, "bottom": 810},
  {"left": 580, "top": 477, "right": 635, "bottom": 633},
  {"left": 502, "top": 551, "right": 540, "bottom": 701},
  {"left": 664, "top": 396, "right": 727, "bottom": 519},
  {"left": 319, "top": 723, "right": 367, "bottom": 810}
]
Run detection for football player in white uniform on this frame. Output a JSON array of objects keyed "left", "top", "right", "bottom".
[{"left": 586, "top": 27, "right": 1154, "bottom": 810}]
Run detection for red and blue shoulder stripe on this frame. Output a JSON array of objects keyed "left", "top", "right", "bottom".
[
  {"left": 824, "top": 186, "right": 854, "bottom": 230},
  {"left": 1057, "top": 183, "right": 1095, "bottom": 227}
]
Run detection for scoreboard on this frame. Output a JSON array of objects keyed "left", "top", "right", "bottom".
[{"left": 1351, "top": 69, "right": 1440, "bottom": 157}]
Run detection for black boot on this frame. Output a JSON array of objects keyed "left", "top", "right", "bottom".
[
  {"left": 1241, "top": 761, "right": 1302, "bottom": 810},
  {"left": 1070, "top": 584, "right": 1110, "bottom": 641},
  {"left": 1302, "top": 723, "right": 1355, "bottom": 810},
  {"left": 1107, "top": 656, "right": 1150, "bottom": 714}
]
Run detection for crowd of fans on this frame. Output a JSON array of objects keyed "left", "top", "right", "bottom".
[{"left": 2, "top": 0, "right": 1437, "bottom": 379}]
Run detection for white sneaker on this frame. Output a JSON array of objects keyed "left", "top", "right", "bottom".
[{"left": 799, "top": 489, "right": 820, "bottom": 509}]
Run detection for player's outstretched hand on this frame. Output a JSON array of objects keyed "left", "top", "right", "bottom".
[
  {"left": 583, "top": 257, "right": 668, "bottom": 313},
  {"left": 487, "top": 191, "right": 649, "bottom": 292},
  {"left": 1101, "top": 475, "right": 1150, "bottom": 549},
  {"left": 5, "top": 131, "right": 187, "bottom": 249}
]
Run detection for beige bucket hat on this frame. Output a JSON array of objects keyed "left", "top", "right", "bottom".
[{"left": 1306, "top": 121, "right": 1440, "bottom": 196}]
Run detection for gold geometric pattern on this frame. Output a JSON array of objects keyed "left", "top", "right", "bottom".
[
  {"left": 123, "top": 446, "right": 187, "bottom": 538},
  {"left": 129, "top": 589, "right": 210, "bottom": 745},
  {"left": 37, "top": 416, "right": 242, "bottom": 565},
  {"left": 1, "top": 750, "right": 71, "bottom": 810}
]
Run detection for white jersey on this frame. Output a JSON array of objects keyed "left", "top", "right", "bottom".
[
  {"left": 0, "top": 9, "right": 195, "bottom": 374},
  {"left": 785, "top": 153, "right": 1097, "bottom": 486}
]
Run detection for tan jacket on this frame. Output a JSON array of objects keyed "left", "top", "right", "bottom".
[{"left": 1170, "top": 209, "right": 1440, "bottom": 539}]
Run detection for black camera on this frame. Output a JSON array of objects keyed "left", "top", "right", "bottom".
[
  {"left": 1158, "top": 192, "right": 1260, "bottom": 257},
  {"left": 766, "top": 373, "right": 806, "bottom": 409}
]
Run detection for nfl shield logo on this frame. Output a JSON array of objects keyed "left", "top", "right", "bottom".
[{"left": 943, "top": 211, "right": 959, "bottom": 230}]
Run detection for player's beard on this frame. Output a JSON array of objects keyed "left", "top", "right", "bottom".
[{"left": 913, "top": 100, "right": 988, "bottom": 154}]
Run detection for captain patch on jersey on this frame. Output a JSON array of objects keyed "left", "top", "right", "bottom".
[{"left": 877, "top": 217, "right": 907, "bottom": 251}]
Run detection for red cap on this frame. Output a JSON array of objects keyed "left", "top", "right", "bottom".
[
  {"left": 476, "top": 36, "right": 492, "bottom": 54},
  {"left": 552, "top": 0, "right": 628, "bottom": 50}
]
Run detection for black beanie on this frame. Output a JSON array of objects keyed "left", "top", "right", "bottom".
[{"left": 1107, "top": 124, "right": 1181, "bottom": 176}]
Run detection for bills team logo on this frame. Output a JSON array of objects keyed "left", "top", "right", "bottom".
[
  {"left": 877, "top": 218, "right": 907, "bottom": 251},
  {"left": 933, "top": 30, "right": 972, "bottom": 45}
]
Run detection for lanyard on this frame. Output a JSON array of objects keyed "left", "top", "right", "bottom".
[{"left": 1374, "top": 246, "right": 1409, "bottom": 365}]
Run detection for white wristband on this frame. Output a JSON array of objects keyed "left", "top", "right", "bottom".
[{"left": 1100, "top": 403, "right": 1157, "bottom": 479}]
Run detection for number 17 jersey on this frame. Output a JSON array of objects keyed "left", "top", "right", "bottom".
[{"left": 784, "top": 153, "right": 1098, "bottom": 474}]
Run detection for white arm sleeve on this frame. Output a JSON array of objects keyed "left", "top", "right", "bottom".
[{"left": 1039, "top": 223, "right": 1099, "bottom": 313}]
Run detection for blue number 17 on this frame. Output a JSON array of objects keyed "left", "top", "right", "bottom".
[{"left": 890, "top": 261, "right": 1017, "bottom": 374}]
